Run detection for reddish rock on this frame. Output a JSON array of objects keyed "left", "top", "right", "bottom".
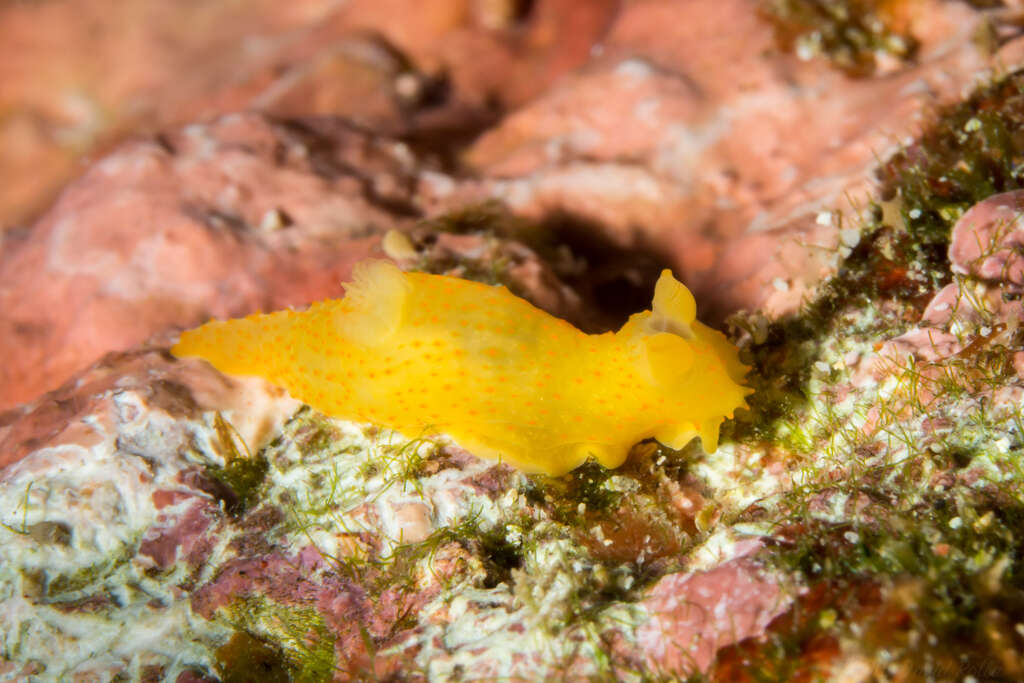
[
  {"left": 195, "top": 557, "right": 372, "bottom": 675},
  {"left": 921, "top": 281, "right": 1024, "bottom": 330},
  {"left": 0, "top": 113, "right": 410, "bottom": 411},
  {"left": 0, "top": 0, "right": 614, "bottom": 227},
  {"left": 0, "top": 350, "right": 179, "bottom": 470},
  {"left": 849, "top": 326, "right": 965, "bottom": 425},
  {"left": 311, "top": 0, "right": 617, "bottom": 120},
  {"left": 152, "top": 489, "right": 196, "bottom": 510},
  {"left": 190, "top": 553, "right": 348, "bottom": 618},
  {"left": 0, "top": 0, "right": 337, "bottom": 226},
  {"left": 190, "top": 547, "right": 446, "bottom": 675},
  {"left": 637, "top": 551, "right": 789, "bottom": 676},
  {"left": 949, "top": 190, "right": 1024, "bottom": 289},
  {"left": 921, "top": 283, "right": 972, "bottom": 328},
  {"left": 0, "top": 346, "right": 495, "bottom": 678},
  {"left": 0, "top": 346, "right": 296, "bottom": 470},
  {"left": 138, "top": 500, "right": 219, "bottom": 570},
  {"left": 449, "top": 0, "right": 1024, "bottom": 320},
  {"left": 0, "top": 348, "right": 294, "bottom": 677},
  {"left": 877, "top": 328, "right": 964, "bottom": 366},
  {"left": 175, "top": 672, "right": 218, "bottom": 683}
]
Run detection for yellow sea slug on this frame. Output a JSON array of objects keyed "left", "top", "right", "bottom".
[{"left": 172, "top": 260, "right": 750, "bottom": 476}]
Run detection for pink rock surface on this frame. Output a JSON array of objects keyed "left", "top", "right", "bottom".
[
  {"left": 850, "top": 326, "right": 965, "bottom": 416},
  {"left": 637, "top": 547, "right": 789, "bottom": 676},
  {"left": 320, "top": 0, "right": 617, "bottom": 117},
  {"left": 0, "top": 0, "right": 615, "bottom": 227},
  {"left": 138, "top": 500, "right": 219, "bottom": 571},
  {"left": 448, "top": 0, "right": 1024, "bottom": 320},
  {"left": 878, "top": 327, "right": 965, "bottom": 366},
  {"left": 0, "top": 0, "right": 339, "bottom": 226},
  {"left": 0, "top": 346, "right": 293, "bottom": 470},
  {"left": 949, "top": 190, "right": 1024, "bottom": 288},
  {"left": 0, "top": 113, "right": 408, "bottom": 411},
  {"left": 921, "top": 281, "right": 1024, "bottom": 330}
]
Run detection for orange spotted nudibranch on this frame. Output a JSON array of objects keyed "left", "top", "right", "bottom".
[{"left": 172, "top": 260, "right": 751, "bottom": 476}]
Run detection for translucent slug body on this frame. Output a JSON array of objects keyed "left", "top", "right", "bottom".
[{"left": 172, "top": 260, "right": 750, "bottom": 476}]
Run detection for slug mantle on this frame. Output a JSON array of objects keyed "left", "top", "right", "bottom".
[{"left": 172, "top": 260, "right": 750, "bottom": 475}]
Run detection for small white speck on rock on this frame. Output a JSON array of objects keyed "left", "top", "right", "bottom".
[
  {"left": 258, "top": 208, "right": 287, "bottom": 232},
  {"left": 615, "top": 58, "right": 653, "bottom": 79},
  {"left": 840, "top": 227, "right": 861, "bottom": 248}
]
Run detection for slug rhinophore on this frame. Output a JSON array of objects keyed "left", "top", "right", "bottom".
[{"left": 172, "top": 260, "right": 750, "bottom": 476}]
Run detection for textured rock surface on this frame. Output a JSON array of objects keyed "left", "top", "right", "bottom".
[
  {"left": 0, "top": 350, "right": 295, "bottom": 680},
  {"left": 950, "top": 189, "right": 1024, "bottom": 288},
  {"left": 451, "top": 0, "right": 1024, "bottom": 321},
  {"left": 2, "top": 347, "right": 764, "bottom": 680},
  {"left": 0, "top": 0, "right": 614, "bottom": 227},
  {"left": 5, "top": 0, "right": 1024, "bottom": 680},
  {"left": 637, "top": 543, "right": 788, "bottom": 675},
  {"left": 0, "top": 113, "right": 401, "bottom": 411}
]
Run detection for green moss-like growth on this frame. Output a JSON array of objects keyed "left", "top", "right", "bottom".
[
  {"left": 525, "top": 460, "right": 624, "bottom": 521},
  {"left": 206, "top": 412, "right": 270, "bottom": 515},
  {"left": 218, "top": 596, "right": 337, "bottom": 683},
  {"left": 42, "top": 543, "right": 135, "bottom": 600},
  {"left": 410, "top": 201, "right": 524, "bottom": 287},
  {"left": 215, "top": 631, "right": 291, "bottom": 683},
  {"left": 509, "top": 525, "right": 638, "bottom": 635},
  {"left": 879, "top": 69, "right": 1024, "bottom": 263},
  {"left": 420, "top": 200, "right": 528, "bottom": 238},
  {"left": 760, "top": 0, "right": 918, "bottom": 76},
  {"left": 744, "top": 490, "right": 1024, "bottom": 680},
  {"left": 207, "top": 456, "right": 269, "bottom": 516},
  {"left": 469, "top": 517, "right": 530, "bottom": 589}
]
